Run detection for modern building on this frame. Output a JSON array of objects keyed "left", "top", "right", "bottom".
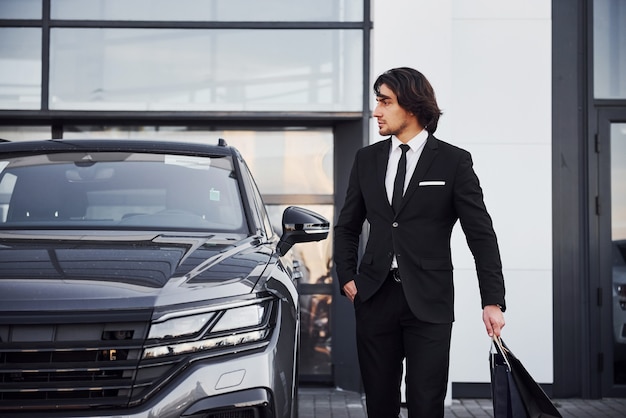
[{"left": 0, "top": 0, "right": 624, "bottom": 400}]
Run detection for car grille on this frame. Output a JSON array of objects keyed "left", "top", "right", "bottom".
[
  {"left": 206, "top": 410, "right": 258, "bottom": 418},
  {"left": 0, "top": 310, "right": 180, "bottom": 412}
]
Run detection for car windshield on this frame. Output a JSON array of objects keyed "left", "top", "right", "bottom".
[{"left": 0, "top": 151, "right": 246, "bottom": 232}]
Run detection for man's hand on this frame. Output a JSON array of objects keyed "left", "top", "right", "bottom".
[
  {"left": 483, "top": 305, "right": 505, "bottom": 337},
  {"left": 343, "top": 280, "right": 358, "bottom": 302}
]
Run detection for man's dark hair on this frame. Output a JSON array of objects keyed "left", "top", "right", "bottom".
[{"left": 374, "top": 67, "right": 442, "bottom": 134}]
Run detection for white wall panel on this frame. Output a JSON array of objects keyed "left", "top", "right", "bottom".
[
  {"left": 370, "top": 0, "right": 453, "bottom": 142},
  {"left": 452, "top": 268, "right": 554, "bottom": 382},
  {"left": 451, "top": 143, "right": 552, "bottom": 271},
  {"left": 371, "top": 0, "right": 553, "bottom": 388},
  {"left": 453, "top": 0, "right": 551, "bottom": 19},
  {"left": 450, "top": 19, "right": 551, "bottom": 145}
]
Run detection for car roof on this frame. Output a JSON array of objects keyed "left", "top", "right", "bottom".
[{"left": 0, "top": 138, "right": 236, "bottom": 157}]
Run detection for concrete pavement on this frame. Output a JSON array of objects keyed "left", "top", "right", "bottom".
[{"left": 298, "top": 386, "right": 626, "bottom": 417}]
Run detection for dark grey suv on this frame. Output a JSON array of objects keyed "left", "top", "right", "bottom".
[{"left": 0, "top": 139, "right": 329, "bottom": 418}]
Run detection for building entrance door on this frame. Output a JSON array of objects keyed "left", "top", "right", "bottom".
[{"left": 598, "top": 110, "right": 626, "bottom": 397}]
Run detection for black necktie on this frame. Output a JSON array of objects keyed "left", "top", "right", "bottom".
[{"left": 392, "top": 144, "right": 410, "bottom": 213}]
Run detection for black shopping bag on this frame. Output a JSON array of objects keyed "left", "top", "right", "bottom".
[{"left": 490, "top": 336, "right": 562, "bottom": 418}]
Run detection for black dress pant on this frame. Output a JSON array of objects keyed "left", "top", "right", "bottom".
[{"left": 354, "top": 272, "right": 452, "bottom": 418}]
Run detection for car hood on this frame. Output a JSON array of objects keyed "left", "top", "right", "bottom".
[{"left": 0, "top": 231, "right": 274, "bottom": 312}]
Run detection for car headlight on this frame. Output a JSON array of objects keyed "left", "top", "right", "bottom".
[
  {"left": 147, "top": 312, "right": 216, "bottom": 340},
  {"left": 212, "top": 303, "right": 267, "bottom": 332},
  {"left": 143, "top": 297, "right": 274, "bottom": 360}
]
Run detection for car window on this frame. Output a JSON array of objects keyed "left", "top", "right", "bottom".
[
  {"left": 238, "top": 156, "right": 274, "bottom": 239},
  {"left": 0, "top": 151, "right": 246, "bottom": 233}
]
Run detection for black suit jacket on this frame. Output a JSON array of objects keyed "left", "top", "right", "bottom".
[{"left": 334, "top": 135, "right": 506, "bottom": 323}]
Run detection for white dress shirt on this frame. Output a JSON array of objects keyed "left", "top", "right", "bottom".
[
  {"left": 385, "top": 129, "right": 429, "bottom": 205},
  {"left": 385, "top": 129, "right": 428, "bottom": 269}
]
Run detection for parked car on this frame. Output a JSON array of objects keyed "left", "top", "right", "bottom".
[{"left": 0, "top": 138, "right": 329, "bottom": 418}]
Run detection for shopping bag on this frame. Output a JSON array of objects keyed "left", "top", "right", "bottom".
[
  {"left": 490, "top": 336, "right": 562, "bottom": 418},
  {"left": 490, "top": 341, "right": 527, "bottom": 417}
]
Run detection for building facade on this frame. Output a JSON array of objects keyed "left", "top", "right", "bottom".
[{"left": 0, "top": 0, "right": 624, "bottom": 399}]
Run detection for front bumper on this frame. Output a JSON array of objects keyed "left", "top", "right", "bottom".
[
  {"left": 1, "top": 349, "right": 288, "bottom": 418},
  {"left": 181, "top": 387, "right": 273, "bottom": 417}
]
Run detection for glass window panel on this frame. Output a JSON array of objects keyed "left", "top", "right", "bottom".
[
  {"left": 0, "top": 0, "right": 42, "bottom": 19},
  {"left": 51, "top": 0, "right": 362, "bottom": 22},
  {"left": 225, "top": 130, "right": 333, "bottom": 196},
  {"left": 0, "top": 28, "right": 41, "bottom": 110},
  {"left": 0, "top": 126, "right": 51, "bottom": 141},
  {"left": 611, "top": 124, "right": 626, "bottom": 385},
  {"left": 613, "top": 124, "right": 626, "bottom": 240},
  {"left": 299, "top": 293, "right": 332, "bottom": 376},
  {"left": 49, "top": 28, "right": 362, "bottom": 112},
  {"left": 61, "top": 126, "right": 333, "bottom": 196},
  {"left": 594, "top": 0, "right": 626, "bottom": 99}
]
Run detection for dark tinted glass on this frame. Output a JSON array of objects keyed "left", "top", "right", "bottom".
[{"left": 0, "top": 151, "right": 245, "bottom": 232}]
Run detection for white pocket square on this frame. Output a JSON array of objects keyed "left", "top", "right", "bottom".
[{"left": 419, "top": 181, "right": 445, "bottom": 186}]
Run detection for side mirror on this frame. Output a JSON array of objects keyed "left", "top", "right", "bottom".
[{"left": 276, "top": 206, "right": 329, "bottom": 257}]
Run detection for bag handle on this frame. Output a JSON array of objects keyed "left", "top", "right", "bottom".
[{"left": 492, "top": 335, "right": 512, "bottom": 371}]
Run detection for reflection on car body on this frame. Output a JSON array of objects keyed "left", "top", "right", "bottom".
[
  {"left": 613, "top": 239, "right": 626, "bottom": 383},
  {"left": 0, "top": 138, "right": 329, "bottom": 418}
]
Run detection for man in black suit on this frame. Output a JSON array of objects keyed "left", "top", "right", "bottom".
[{"left": 334, "top": 67, "right": 506, "bottom": 418}]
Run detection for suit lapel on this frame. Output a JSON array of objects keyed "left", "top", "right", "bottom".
[
  {"left": 376, "top": 138, "right": 393, "bottom": 213},
  {"left": 397, "top": 134, "right": 439, "bottom": 213}
]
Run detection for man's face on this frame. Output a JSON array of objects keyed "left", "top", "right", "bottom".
[{"left": 372, "top": 83, "right": 417, "bottom": 138}]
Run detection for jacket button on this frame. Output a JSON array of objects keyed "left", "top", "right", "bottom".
[{"left": 392, "top": 222, "right": 398, "bottom": 227}]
